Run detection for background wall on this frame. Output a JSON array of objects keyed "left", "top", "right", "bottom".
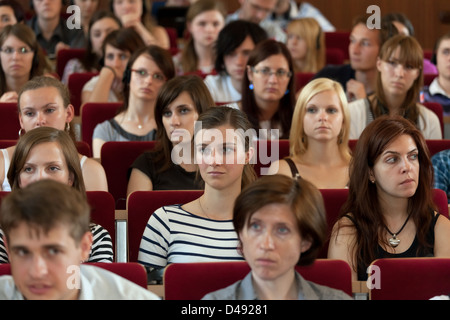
[{"left": 220, "top": 0, "right": 450, "bottom": 50}]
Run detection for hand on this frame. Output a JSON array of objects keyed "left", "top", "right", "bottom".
[
  {"left": 120, "top": 13, "right": 141, "bottom": 29},
  {"left": 120, "top": 13, "right": 157, "bottom": 45},
  {"left": 346, "top": 79, "right": 367, "bottom": 102},
  {"left": 55, "top": 41, "right": 70, "bottom": 55},
  {"left": 0, "top": 91, "right": 18, "bottom": 103}
]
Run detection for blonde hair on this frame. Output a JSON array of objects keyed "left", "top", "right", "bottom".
[
  {"left": 286, "top": 18, "right": 325, "bottom": 73},
  {"left": 290, "top": 78, "right": 351, "bottom": 161}
]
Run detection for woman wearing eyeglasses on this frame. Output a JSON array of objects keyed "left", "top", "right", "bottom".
[
  {"left": 91, "top": 45, "right": 175, "bottom": 159},
  {"left": 0, "top": 24, "right": 51, "bottom": 103},
  {"left": 241, "top": 39, "right": 296, "bottom": 140}
]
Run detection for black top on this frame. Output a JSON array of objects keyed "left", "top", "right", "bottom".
[
  {"left": 344, "top": 212, "right": 439, "bottom": 281},
  {"left": 313, "top": 64, "right": 355, "bottom": 93},
  {"left": 129, "top": 151, "right": 203, "bottom": 190},
  {"left": 27, "top": 15, "right": 85, "bottom": 57}
]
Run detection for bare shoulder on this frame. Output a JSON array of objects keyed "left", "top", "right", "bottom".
[{"left": 267, "top": 158, "right": 292, "bottom": 176}]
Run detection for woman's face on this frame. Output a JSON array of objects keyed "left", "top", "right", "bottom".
[
  {"left": 18, "top": 141, "right": 74, "bottom": 189},
  {"left": 286, "top": 33, "right": 308, "bottom": 61},
  {"left": 188, "top": 10, "right": 225, "bottom": 48},
  {"left": 0, "top": 6, "right": 17, "bottom": 31},
  {"left": 162, "top": 91, "right": 199, "bottom": 145},
  {"left": 18, "top": 86, "right": 74, "bottom": 133},
  {"left": 113, "top": 0, "right": 142, "bottom": 18},
  {"left": 370, "top": 134, "right": 420, "bottom": 202},
  {"left": 377, "top": 46, "right": 420, "bottom": 98},
  {"left": 436, "top": 39, "right": 450, "bottom": 80},
  {"left": 0, "top": 35, "right": 34, "bottom": 79},
  {"left": 129, "top": 53, "right": 166, "bottom": 102},
  {"left": 247, "top": 53, "right": 291, "bottom": 104},
  {"left": 104, "top": 44, "right": 130, "bottom": 78},
  {"left": 74, "top": 0, "right": 98, "bottom": 21},
  {"left": 239, "top": 203, "right": 311, "bottom": 282},
  {"left": 223, "top": 35, "right": 255, "bottom": 82},
  {"left": 90, "top": 17, "right": 120, "bottom": 56},
  {"left": 302, "top": 90, "right": 344, "bottom": 143},
  {"left": 195, "top": 124, "right": 252, "bottom": 191}
]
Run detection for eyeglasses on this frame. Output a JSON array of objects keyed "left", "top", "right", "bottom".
[
  {"left": 131, "top": 69, "right": 166, "bottom": 82},
  {"left": 251, "top": 67, "right": 292, "bottom": 79},
  {"left": 0, "top": 46, "right": 34, "bottom": 55}
]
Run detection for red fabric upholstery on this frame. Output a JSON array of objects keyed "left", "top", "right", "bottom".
[
  {"left": 100, "top": 141, "right": 156, "bottom": 209},
  {"left": 253, "top": 139, "right": 290, "bottom": 177},
  {"left": 369, "top": 258, "right": 450, "bottom": 300},
  {"left": 86, "top": 191, "right": 116, "bottom": 250},
  {"left": 325, "top": 31, "right": 350, "bottom": 61},
  {"left": 0, "top": 103, "right": 20, "bottom": 140},
  {"left": 127, "top": 190, "right": 203, "bottom": 262},
  {"left": 318, "top": 189, "right": 349, "bottom": 258},
  {"left": 326, "top": 47, "right": 345, "bottom": 65},
  {"left": 0, "top": 139, "right": 16, "bottom": 148},
  {"left": 164, "top": 27, "right": 179, "bottom": 55},
  {"left": 67, "top": 72, "right": 98, "bottom": 116},
  {"left": 164, "top": 259, "right": 352, "bottom": 300},
  {"left": 0, "top": 263, "right": 147, "bottom": 289},
  {"left": 426, "top": 139, "right": 450, "bottom": 157},
  {"left": 433, "top": 188, "right": 449, "bottom": 218},
  {"left": 295, "top": 72, "right": 315, "bottom": 91},
  {"left": 422, "top": 101, "right": 444, "bottom": 137},
  {"left": 75, "top": 141, "right": 92, "bottom": 158},
  {"left": 424, "top": 74, "right": 436, "bottom": 86},
  {"left": 56, "top": 48, "right": 86, "bottom": 79},
  {"left": 86, "top": 262, "right": 148, "bottom": 288},
  {"left": 80, "top": 102, "right": 122, "bottom": 150}
]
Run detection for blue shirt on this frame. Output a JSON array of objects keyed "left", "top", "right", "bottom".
[{"left": 432, "top": 149, "right": 450, "bottom": 204}]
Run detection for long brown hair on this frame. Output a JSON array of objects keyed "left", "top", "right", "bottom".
[
  {"left": 180, "top": 0, "right": 227, "bottom": 73},
  {"left": 339, "top": 115, "right": 435, "bottom": 275},
  {"left": 372, "top": 35, "right": 424, "bottom": 125},
  {"left": 241, "top": 39, "right": 296, "bottom": 139},
  {"left": 153, "top": 75, "right": 214, "bottom": 172},
  {"left": 0, "top": 24, "right": 49, "bottom": 95}
]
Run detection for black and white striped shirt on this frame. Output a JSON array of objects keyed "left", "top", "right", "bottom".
[{"left": 138, "top": 204, "right": 244, "bottom": 269}]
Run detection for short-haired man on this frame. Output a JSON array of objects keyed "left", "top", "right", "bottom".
[
  {"left": 226, "top": 0, "right": 286, "bottom": 43},
  {"left": 314, "top": 16, "right": 396, "bottom": 102},
  {"left": 0, "top": 180, "right": 159, "bottom": 300}
]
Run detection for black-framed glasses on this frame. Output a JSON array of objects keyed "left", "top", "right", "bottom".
[
  {"left": 131, "top": 69, "right": 166, "bottom": 82},
  {"left": 0, "top": 46, "right": 34, "bottom": 55},
  {"left": 251, "top": 67, "right": 292, "bottom": 79}
]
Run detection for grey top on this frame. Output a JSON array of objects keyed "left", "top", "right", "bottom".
[
  {"left": 202, "top": 271, "right": 352, "bottom": 300},
  {"left": 93, "top": 119, "right": 156, "bottom": 142}
]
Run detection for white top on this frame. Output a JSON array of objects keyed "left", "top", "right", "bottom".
[
  {"left": 0, "top": 264, "right": 160, "bottom": 300},
  {"left": 204, "top": 74, "right": 241, "bottom": 107},
  {"left": 348, "top": 98, "right": 442, "bottom": 139}
]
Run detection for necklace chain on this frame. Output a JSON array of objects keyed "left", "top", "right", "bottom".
[
  {"left": 198, "top": 197, "right": 211, "bottom": 220},
  {"left": 385, "top": 211, "right": 413, "bottom": 248}
]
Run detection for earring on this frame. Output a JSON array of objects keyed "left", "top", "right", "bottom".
[
  {"left": 284, "top": 89, "right": 290, "bottom": 95},
  {"left": 18, "top": 128, "right": 24, "bottom": 137},
  {"left": 249, "top": 83, "right": 254, "bottom": 90},
  {"left": 65, "top": 122, "right": 70, "bottom": 132},
  {"left": 370, "top": 179, "right": 375, "bottom": 184}
]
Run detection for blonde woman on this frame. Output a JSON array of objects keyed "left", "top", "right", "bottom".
[
  {"left": 268, "top": 78, "right": 351, "bottom": 189},
  {"left": 286, "top": 18, "right": 325, "bottom": 73}
]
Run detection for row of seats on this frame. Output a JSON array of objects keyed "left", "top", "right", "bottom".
[{"left": 0, "top": 257, "right": 448, "bottom": 299}]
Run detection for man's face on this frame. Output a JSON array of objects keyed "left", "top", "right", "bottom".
[
  {"left": 348, "top": 23, "right": 380, "bottom": 72},
  {"left": 6, "top": 222, "right": 92, "bottom": 300},
  {"left": 239, "top": 0, "right": 277, "bottom": 24}
]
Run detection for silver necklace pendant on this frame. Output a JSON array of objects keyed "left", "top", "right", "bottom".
[
  {"left": 138, "top": 124, "right": 142, "bottom": 129},
  {"left": 389, "top": 235, "right": 400, "bottom": 248}
]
